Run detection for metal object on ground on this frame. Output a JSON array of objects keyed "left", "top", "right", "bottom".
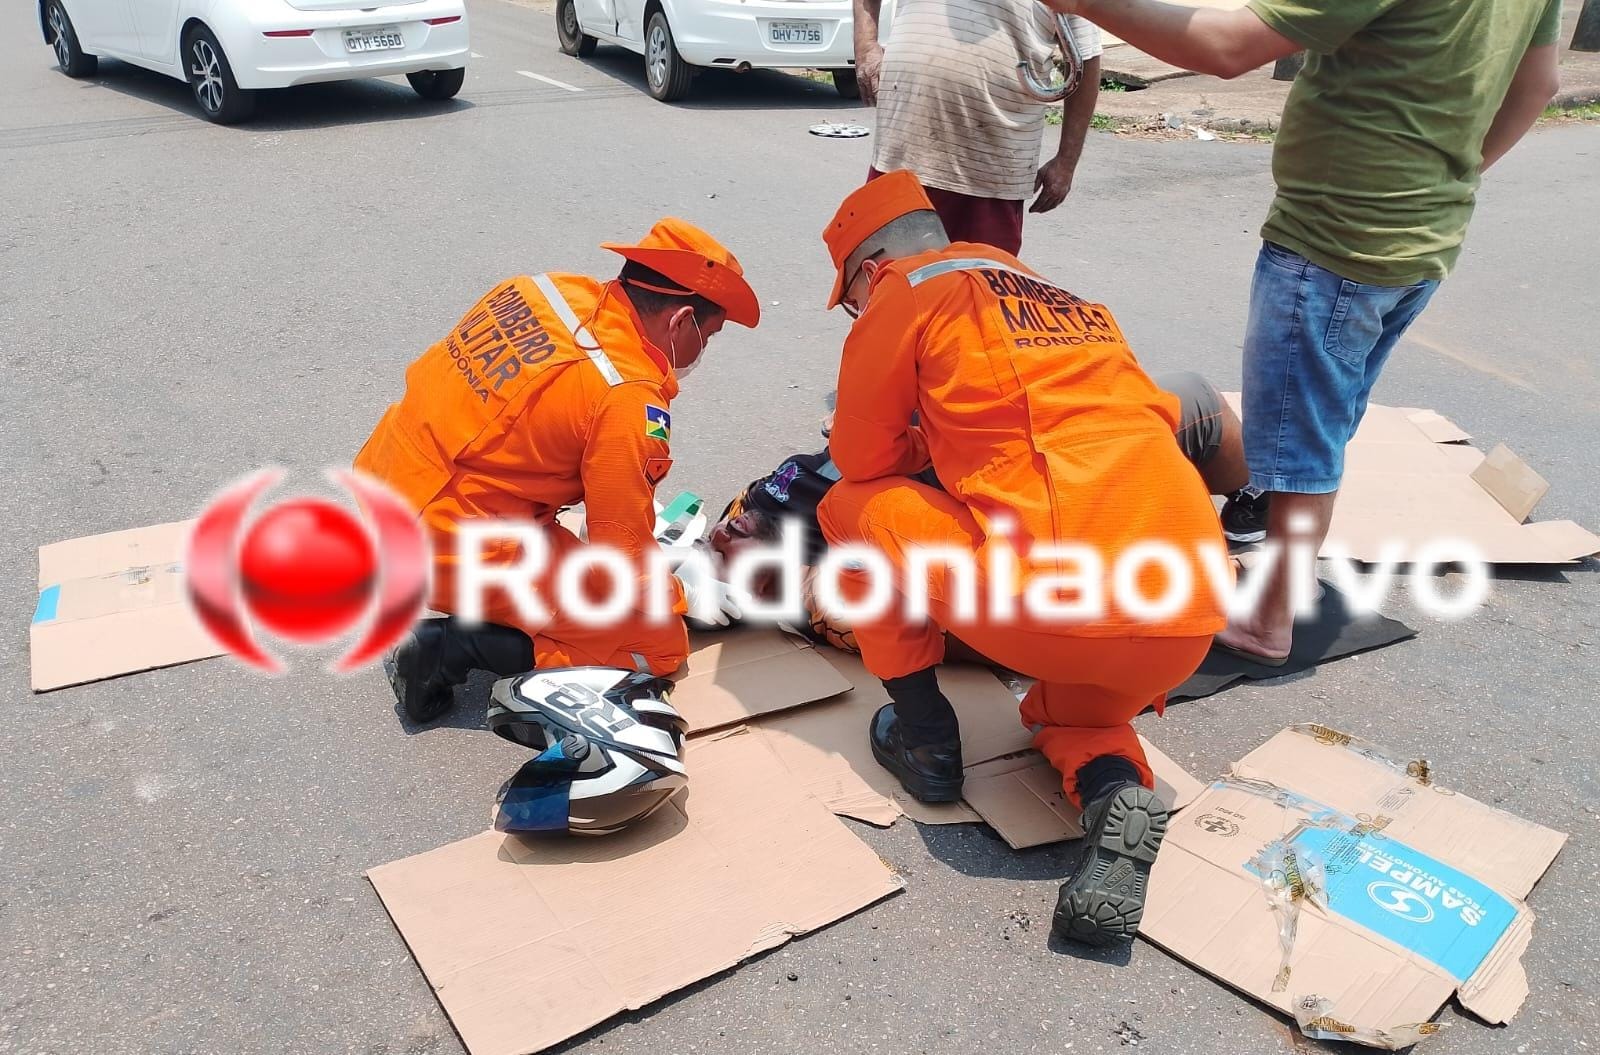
[
  {"left": 1017, "top": 6, "right": 1085, "bottom": 101},
  {"left": 809, "top": 122, "right": 871, "bottom": 138}
]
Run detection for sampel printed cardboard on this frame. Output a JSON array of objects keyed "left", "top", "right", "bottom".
[{"left": 1139, "top": 724, "right": 1566, "bottom": 1048}]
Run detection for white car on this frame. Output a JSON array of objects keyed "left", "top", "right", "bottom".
[
  {"left": 38, "top": 0, "right": 471, "bottom": 124},
  {"left": 555, "top": 0, "right": 857, "bottom": 102}
]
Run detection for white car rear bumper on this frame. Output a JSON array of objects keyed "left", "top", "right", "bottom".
[
  {"left": 226, "top": 1, "right": 469, "bottom": 89},
  {"left": 667, "top": 0, "right": 853, "bottom": 69}
]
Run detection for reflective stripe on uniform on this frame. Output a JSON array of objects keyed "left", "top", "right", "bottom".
[
  {"left": 630, "top": 652, "right": 650, "bottom": 672},
  {"left": 532, "top": 273, "right": 625, "bottom": 387},
  {"left": 905, "top": 256, "right": 1038, "bottom": 288}
]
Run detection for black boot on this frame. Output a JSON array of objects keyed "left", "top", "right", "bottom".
[
  {"left": 1052, "top": 758, "right": 1168, "bottom": 946},
  {"left": 387, "top": 618, "right": 534, "bottom": 724},
  {"left": 868, "top": 667, "right": 963, "bottom": 803}
]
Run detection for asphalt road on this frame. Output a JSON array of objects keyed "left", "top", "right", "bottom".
[{"left": 2, "top": 2, "right": 1597, "bottom": 1053}]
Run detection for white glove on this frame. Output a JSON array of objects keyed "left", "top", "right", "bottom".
[
  {"left": 678, "top": 574, "right": 744, "bottom": 629},
  {"left": 660, "top": 539, "right": 711, "bottom": 573}
]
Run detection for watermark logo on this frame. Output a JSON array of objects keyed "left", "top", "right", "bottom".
[
  {"left": 1367, "top": 880, "right": 1435, "bottom": 924},
  {"left": 185, "top": 468, "right": 430, "bottom": 674}
]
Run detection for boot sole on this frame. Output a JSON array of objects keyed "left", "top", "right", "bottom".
[
  {"left": 870, "top": 735, "right": 964, "bottom": 804},
  {"left": 1053, "top": 785, "right": 1168, "bottom": 945}
]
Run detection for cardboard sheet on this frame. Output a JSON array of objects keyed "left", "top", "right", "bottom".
[
  {"left": 1169, "top": 579, "right": 1416, "bottom": 702},
  {"left": 1221, "top": 397, "right": 1600, "bottom": 565},
  {"left": 1140, "top": 724, "right": 1567, "bottom": 1048},
  {"left": 961, "top": 739, "right": 1205, "bottom": 849},
  {"left": 670, "top": 627, "right": 852, "bottom": 732},
  {"left": 30, "top": 519, "right": 222, "bottom": 692},
  {"left": 750, "top": 650, "right": 1030, "bottom": 826},
  {"left": 368, "top": 728, "right": 902, "bottom": 1055}
]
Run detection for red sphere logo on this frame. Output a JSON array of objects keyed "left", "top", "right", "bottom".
[{"left": 185, "top": 468, "right": 430, "bottom": 673}]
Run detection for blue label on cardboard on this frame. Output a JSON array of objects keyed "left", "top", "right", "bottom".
[
  {"left": 1292, "top": 826, "right": 1516, "bottom": 982},
  {"left": 32, "top": 584, "right": 60, "bottom": 624}
]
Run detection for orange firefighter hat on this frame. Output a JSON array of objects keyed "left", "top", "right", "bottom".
[
  {"left": 602, "top": 218, "right": 761, "bottom": 328},
  {"left": 822, "top": 169, "right": 936, "bottom": 309}
]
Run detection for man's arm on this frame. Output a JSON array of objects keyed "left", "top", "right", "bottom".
[
  {"left": 1044, "top": 0, "right": 1300, "bottom": 80},
  {"left": 1033, "top": 54, "right": 1102, "bottom": 214},
  {"left": 580, "top": 385, "right": 686, "bottom": 615},
  {"left": 830, "top": 273, "right": 929, "bottom": 481},
  {"left": 853, "top": 0, "right": 886, "bottom": 105},
  {"left": 1481, "top": 44, "right": 1561, "bottom": 172}
]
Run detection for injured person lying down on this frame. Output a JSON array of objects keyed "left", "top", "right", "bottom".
[{"left": 702, "top": 371, "right": 1247, "bottom": 656}]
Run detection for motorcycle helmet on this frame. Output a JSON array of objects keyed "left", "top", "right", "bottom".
[{"left": 487, "top": 666, "right": 688, "bottom": 836}]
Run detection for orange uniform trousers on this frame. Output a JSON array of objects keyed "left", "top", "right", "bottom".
[{"left": 818, "top": 476, "right": 1213, "bottom": 806}]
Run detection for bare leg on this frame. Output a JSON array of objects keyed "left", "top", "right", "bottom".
[{"left": 1212, "top": 490, "right": 1337, "bottom": 660}]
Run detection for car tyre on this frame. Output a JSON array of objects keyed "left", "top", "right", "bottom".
[
  {"left": 408, "top": 67, "right": 466, "bottom": 100},
  {"left": 184, "top": 25, "right": 256, "bottom": 124},
  {"left": 47, "top": 0, "right": 98, "bottom": 78},
  {"left": 831, "top": 68, "right": 859, "bottom": 99},
  {"left": 556, "top": 0, "right": 597, "bottom": 58},
  {"left": 643, "top": 9, "right": 692, "bottom": 102}
]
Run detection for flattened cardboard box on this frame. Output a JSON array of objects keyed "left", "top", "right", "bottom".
[
  {"left": 369, "top": 728, "right": 901, "bottom": 1055},
  {"left": 31, "top": 519, "right": 222, "bottom": 692},
  {"left": 962, "top": 739, "right": 1203, "bottom": 849},
  {"left": 1140, "top": 724, "right": 1567, "bottom": 1049},
  {"left": 671, "top": 627, "right": 853, "bottom": 732},
  {"left": 751, "top": 649, "right": 1031, "bottom": 826},
  {"left": 1220, "top": 398, "right": 1600, "bottom": 564}
]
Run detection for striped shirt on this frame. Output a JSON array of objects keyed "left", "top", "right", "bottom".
[{"left": 873, "top": 0, "right": 1102, "bottom": 201}]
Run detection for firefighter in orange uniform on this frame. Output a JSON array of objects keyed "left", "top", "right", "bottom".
[
  {"left": 354, "top": 219, "right": 759, "bottom": 723},
  {"left": 817, "top": 171, "right": 1226, "bottom": 945}
]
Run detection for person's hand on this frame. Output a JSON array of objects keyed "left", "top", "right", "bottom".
[
  {"left": 857, "top": 42, "right": 885, "bottom": 105},
  {"left": 1038, "top": 0, "right": 1084, "bottom": 13},
  {"left": 1031, "top": 155, "right": 1075, "bottom": 214},
  {"left": 679, "top": 575, "right": 744, "bottom": 629}
]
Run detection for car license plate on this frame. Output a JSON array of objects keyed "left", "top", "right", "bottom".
[
  {"left": 344, "top": 26, "right": 405, "bottom": 53},
  {"left": 768, "top": 21, "right": 822, "bottom": 44}
]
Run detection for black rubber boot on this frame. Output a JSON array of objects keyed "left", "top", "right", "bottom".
[
  {"left": 869, "top": 704, "right": 964, "bottom": 803},
  {"left": 387, "top": 618, "right": 535, "bottom": 724},
  {"left": 389, "top": 619, "right": 453, "bottom": 723},
  {"left": 1052, "top": 779, "right": 1169, "bottom": 946}
]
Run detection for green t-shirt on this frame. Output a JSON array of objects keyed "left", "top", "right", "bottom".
[{"left": 1247, "top": 0, "right": 1563, "bottom": 286}]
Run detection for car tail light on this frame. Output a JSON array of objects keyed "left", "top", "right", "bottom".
[
  {"left": 263, "top": 29, "right": 314, "bottom": 36},
  {"left": 425, "top": 15, "right": 461, "bottom": 24}
]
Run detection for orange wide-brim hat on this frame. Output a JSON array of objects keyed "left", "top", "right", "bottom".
[
  {"left": 602, "top": 218, "right": 761, "bottom": 328},
  {"left": 821, "top": 169, "right": 936, "bottom": 308}
]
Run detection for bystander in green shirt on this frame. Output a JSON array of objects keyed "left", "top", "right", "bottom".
[{"left": 1246, "top": 0, "right": 1564, "bottom": 286}]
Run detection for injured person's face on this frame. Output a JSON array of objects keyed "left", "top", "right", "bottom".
[{"left": 706, "top": 508, "right": 783, "bottom": 602}]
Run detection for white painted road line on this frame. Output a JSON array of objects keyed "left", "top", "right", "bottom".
[{"left": 516, "top": 70, "right": 584, "bottom": 92}]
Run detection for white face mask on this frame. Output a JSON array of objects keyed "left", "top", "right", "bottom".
[{"left": 671, "top": 313, "right": 707, "bottom": 381}]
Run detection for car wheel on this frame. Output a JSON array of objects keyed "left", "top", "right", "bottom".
[
  {"left": 555, "top": 0, "right": 597, "bottom": 58},
  {"left": 643, "top": 9, "right": 692, "bottom": 102},
  {"left": 407, "top": 67, "right": 466, "bottom": 100},
  {"left": 47, "top": 0, "right": 97, "bottom": 78},
  {"left": 831, "top": 68, "right": 859, "bottom": 99},
  {"left": 184, "top": 25, "right": 256, "bottom": 124}
]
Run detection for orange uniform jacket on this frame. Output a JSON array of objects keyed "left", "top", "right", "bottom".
[
  {"left": 354, "top": 273, "right": 688, "bottom": 672},
  {"left": 829, "top": 244, "right": 1227, "bottom": 638}
]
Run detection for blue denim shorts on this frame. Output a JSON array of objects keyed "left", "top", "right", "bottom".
[{"left": 1242, "top": 241, "right": 1440, "bottom": 494}]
